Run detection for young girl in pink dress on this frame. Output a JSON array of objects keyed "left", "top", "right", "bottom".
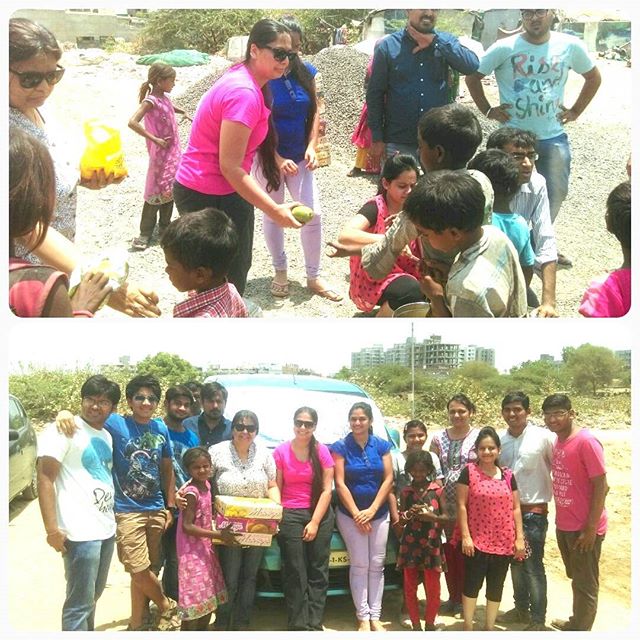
[
  {"left": 337, "top": 154, "right": 425, "bottom": 317},
  {"left": 177, "top": 447, "right": 237, "bottom": 631},
  {"left": 128, "top": 62, "right": 190, "bottom": 250}
]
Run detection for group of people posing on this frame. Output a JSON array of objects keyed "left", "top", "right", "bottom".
[
  {"left": 37, "top": 375, "right": 608, "bottom": 632},
  {"left": 8, "top": 10, "right": 631, "bottom": 318}
]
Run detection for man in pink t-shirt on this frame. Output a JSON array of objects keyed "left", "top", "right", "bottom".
[{"left": 543, "top": 394, "right": 608, "bottom": 631}]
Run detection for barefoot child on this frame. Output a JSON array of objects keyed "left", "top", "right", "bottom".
[
  {"left": 128, "top": 62, "right": 190, "bottom": 250},
  {"left": 161, "top": 208, "right": 248, "bottom": 317},
  {"left": 177, "top": 447, "right": 238, "bottom": 631},
  {"left": 397, "top": 450, "right": 449, "bottom": 631},
  {"left": 468, "top": 149, "right": 535, "bottom": 287},
  {"left": 579, "top": 181, "right": 631, "bottom": 317}
]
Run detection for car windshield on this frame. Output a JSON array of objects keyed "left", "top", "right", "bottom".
[{"left": 221, "top": 385, "right": 389, "bottom": 449}]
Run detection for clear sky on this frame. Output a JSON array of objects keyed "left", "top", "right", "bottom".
[{"left": 8, "top": 319, "right": 632, "bottom": 377}]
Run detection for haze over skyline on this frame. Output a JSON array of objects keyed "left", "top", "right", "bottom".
[{"left": 8, "top": 320, "right": 631, "bottom": 377}]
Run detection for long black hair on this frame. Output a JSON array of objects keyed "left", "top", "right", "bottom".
[
  {"left": 246, "top": 18, "right": 290, "bottom": 193},
  {"left": 280, "top": 18, "right": 317, "bottom": 151},
  {"left": 294, "top": 406, "right": 323, "bottom": 510}
]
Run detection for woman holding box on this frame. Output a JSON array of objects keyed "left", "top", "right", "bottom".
[
  {"left": 273, "top": 406, "right": 335, "bottom": 630},
  {"left": 208, "top": 410, "right": 280, "bottom": 631},
  {"left": 330, "top": 402, "right": 393, "bottom": 631}
]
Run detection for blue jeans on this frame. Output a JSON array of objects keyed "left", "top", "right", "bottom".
[
  {"left": 160, "top": 516, "right": 178, "bottom": 601},
  {"left": 385, "top": 142, "right": 420, "bottom": 165},
  {"left": 511, "top": 512, "right": 548, "bottom": 624},
  {"left": 62, "top": 536, "right": 115, "bottom": 631},
  {"left": 536, "top": 134, "right": 571, "bottom": 223},
  {"left": 215, "top": 545, "right": 265, "bottom": 630}
]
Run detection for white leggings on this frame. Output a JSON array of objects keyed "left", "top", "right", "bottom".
[
  {"left": 253, "top": 159, "right": 322, "bottom": 279},
  {"left": 336, "top": 509, "right": 390, "bottom": 621}
]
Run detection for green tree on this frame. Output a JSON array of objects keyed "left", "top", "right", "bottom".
[
  {"left": 136, "top": 9, "right": 264, "bottom": 54},
  {"left": 135, "top": 353, "right": 201, "bottom": 390},
  {"left": 506, "top": 360, "right": 568, "bottom": 396},
  {"left": 565, "top": 344, "right": 621, "bottom": 395}
]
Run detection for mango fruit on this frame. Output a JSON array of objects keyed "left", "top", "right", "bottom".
[{"left": 292, "top": 205, "right": 314, "bottom": 224}]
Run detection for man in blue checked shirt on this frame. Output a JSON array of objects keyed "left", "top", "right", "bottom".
[{"left": 366, "top": 9, "right": 479, "bottom": 166}]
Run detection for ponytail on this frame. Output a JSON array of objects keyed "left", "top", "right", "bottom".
[
  {"left": 257, "top": 84, "right": 282, "bottom": 193},
  {"left": 308, "top": 434, "right": 324, "bottom": 512},
  {"left": 138, "top": 80, "right": 152, "bottom": 104}
]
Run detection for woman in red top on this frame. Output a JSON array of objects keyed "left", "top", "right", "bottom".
[{"left": 456, "top": 427, "right": 526, "bottom": 631}]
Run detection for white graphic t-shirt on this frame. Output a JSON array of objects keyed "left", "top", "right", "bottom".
[
  {"left": 38, "top": 416, "right": 115, "bottom": 541},
  {"left": 479, "top": 32, "right": 595, "bottom": 140}
]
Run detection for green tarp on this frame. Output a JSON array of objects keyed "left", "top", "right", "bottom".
[{"left": 136, "top": 49, "right": 210, "bottom": 67}]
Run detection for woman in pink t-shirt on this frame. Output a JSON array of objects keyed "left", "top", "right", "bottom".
[
  {"left": 173, "top": 19, "right": 301, "bottom": 296},
  {"left": 272, "top": 406, "right": 335, "bottom": 631}
]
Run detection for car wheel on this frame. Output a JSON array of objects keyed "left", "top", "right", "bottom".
[{"left": 21, "top": 466, "right": 38, "bottom": 500}]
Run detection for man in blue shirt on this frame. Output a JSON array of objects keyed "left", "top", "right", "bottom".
[
  {"left": 184, "top": 381, "right": 232, "bottom": 448},
  {"left": 159, "top": 385, "right": 199, "bottom": 602},
  {"left": 366, "top": 9, "right": 479, "bottom": 164}
]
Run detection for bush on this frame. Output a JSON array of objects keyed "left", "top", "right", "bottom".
[{"left": 135, "top": 9, "right": 369, "bottom": 55}]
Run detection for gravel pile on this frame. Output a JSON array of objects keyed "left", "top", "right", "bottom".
[
  {"left": 55, "top": 49, "right": 630, "bottom": 318},
  {"left": 311, "top": 45, "right": 369, "bottom": 162}
]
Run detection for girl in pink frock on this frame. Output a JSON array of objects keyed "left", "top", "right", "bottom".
[
  {"left": 177, "top": 447, "right": 237, "bottom": 630},
  {"left": 128, "top": 62, "right": 191, "bottom": 250}
]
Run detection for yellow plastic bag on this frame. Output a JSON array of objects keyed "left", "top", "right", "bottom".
[{"left": 79, "top": 119, "right": 128, "bottom": 181}]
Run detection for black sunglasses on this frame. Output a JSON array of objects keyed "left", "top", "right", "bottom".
[
  {"left": 261, "top": 46, "right": 297, "bottom": 63},
  {"left": 233, "top": 423, "right": 258, "bottom": 433},
  {"left": 10, "top": 65, "right": 65, "bottom": 89},
  {"left": 133, "top": 394, "right": 159, "bottom": 404},
  {"left": 294, "top": 419, "right": 316, "bottom": 429}
]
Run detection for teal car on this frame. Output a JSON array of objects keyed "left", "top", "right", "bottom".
[{"left": 203, "top": 373, "right": 401, "bottom": 598}]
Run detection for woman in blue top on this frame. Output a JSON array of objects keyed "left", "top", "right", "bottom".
[
  {"left": 330, "top": 402, "right": 393, "bottom": 631},
  {"left": 253, "top": 18, "right": 342, "bottom": 302}
]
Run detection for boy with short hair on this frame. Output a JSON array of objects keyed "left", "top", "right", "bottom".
[
  {"left": 37, "top": 375, "right": 121, "bottom": 631},
  {"left": 361, "top": 104, "right": 494, "bottom": 281},
  {"left": 485, "top": 127, "right": 558, "bottom": 317},
  {"left": 579, "top": 181, "right": 631, "bottom": 317},
  {"left": 542, "top": 394, "right": 608, "bottom": 631},
  {"left": 161, "top": 208, "right": 248, "bottom": 318},
  {"left": 403, "top": 171, "right": 527, "bottom": 317},
  {"left": 468, "top": 149, "right": 535, "bottom": 286}
]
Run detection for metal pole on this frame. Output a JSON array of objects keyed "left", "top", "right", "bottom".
[{"left": 411, "top": 322, "right": 415, "bottom": 418}]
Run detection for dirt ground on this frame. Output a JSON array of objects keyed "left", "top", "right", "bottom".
[
  {"left": 39, "top": 49, "right": 631, "bottom": 318},
  {"left": 7, "top": 429, "right": 631, "bottom": 632}
]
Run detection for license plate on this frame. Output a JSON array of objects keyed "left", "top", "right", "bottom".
[{"left": 329, "top": 550, "right": 350, "bottom": 567}]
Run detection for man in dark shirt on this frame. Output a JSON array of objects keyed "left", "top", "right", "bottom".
[
  {"left": 366, "top": 9, "right": 479, "bottom": 164},
  {"left": 183, "top": 381, "right": 232, "bottom": 448}
]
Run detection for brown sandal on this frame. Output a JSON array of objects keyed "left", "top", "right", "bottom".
[{"left": 270, "top": 280, "right": 289, "bottom": 297}]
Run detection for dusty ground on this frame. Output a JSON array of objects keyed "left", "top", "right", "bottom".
[
  {"left": 8, "top": 429, "right": 631, "bottom": 632},
  {"left": 42, "top": 49, "right": 631, "bottom": 318}
]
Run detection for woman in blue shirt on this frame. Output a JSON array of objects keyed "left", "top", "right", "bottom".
[
  {"left": 330, "top": 402, "right": 393, "bottom": 631},
  {"left": 253, "top": 18, "right": 342, "bottom": 302}
]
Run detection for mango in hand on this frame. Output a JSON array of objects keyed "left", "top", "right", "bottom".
[{"left": 291, "top": 205, "right": 314, "bottom": 224}]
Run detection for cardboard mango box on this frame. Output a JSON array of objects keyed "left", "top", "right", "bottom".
[
  {"left": 214, "top": 495, "right": 283, "bottom": 520},
  {"left": 212, "top": 529, "right": 274, "bottom": 547},
  {"left": 213, "top": 513, "right": 279, "bottom": 535}
]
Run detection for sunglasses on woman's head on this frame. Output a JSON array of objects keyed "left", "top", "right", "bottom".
[
  {"left": 261, "top": 45, "right": 297, "bottom": 63},
  {"left": 233, "top": 423, "right": 257, "bottom": 433},
  {"left": 10, "top": 65, "right": 65, "bottom": 89}
]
